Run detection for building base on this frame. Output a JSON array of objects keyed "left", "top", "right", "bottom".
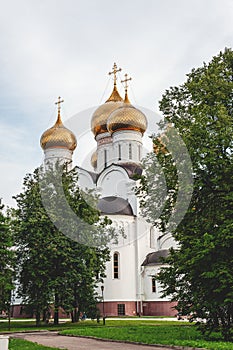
[{"left": 98, "top": 300, "right": 177, "bottom": 317}]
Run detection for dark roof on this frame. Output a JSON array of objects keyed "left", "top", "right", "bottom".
[
  {"left": 118, "top": 162, "right": 143, "bottom": 178},
  {"left": 141, "top": 249, "right": 170, "bottom": 266},
  {"left": 88, "top": 171, "right": 98, "bottom": 183},
  {"left": 96, "top": 162, "right": 142, "bottom": 183},
  {"left": 98, "top": 196, "right": 134, "bottom": 216},
  {"left": 75, "top": 166, "right": 98, "bottom": 183}
]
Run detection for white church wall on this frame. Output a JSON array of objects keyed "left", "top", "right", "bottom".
[
  {"left": 100, "top": 215, "right": 138, "bottom": 301},
  {"left": 125, "top": 181, "right": 138, "bottom": 215},
  {"left": 159, "top": 233, "right": 177, "bottom": 250},
  {"left": 97, "top": 165, "right": 129, "bottom": 199},
  {"left": 96, "top": 133, "right": 113, "bottom": 172},
  {"left": 96, "top": 144, "right": 113, "bottom": 172},
  {"left": 101, "top": 215, "right": 159, "bottom": 304},
  {"left": 136, "top": 218, "right": 155, "bottom": 261},
  {"left": 76, "top": 168, "right": 95, "bottom": 190},
  {"left": 103, "top": 244, "right": 137, "bottom": 301},
  {"left": 142, "top": 265, "right": 171, "bottom": 302},
  {"left": 44, "top": 148, "right": 73, "bottom": 170},
  {"left": 112, "top": 130, "right": 143, "bottom": 164}
]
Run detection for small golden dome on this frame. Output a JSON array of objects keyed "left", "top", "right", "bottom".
[
  {"left": 107, "top": 103, "right": 147, "bottom": 135},
  {"left": 40, "top": 112, "right": 77, "bottom": 151},
  {"left": 153, "top": 124, "right": 172, "bottom": 155},
  {"left": 153, "top": 136, "right": 168, "bottom": 155},
  {"left": 91, "top": 150, "right": 97, "bottom": 168},
  {"left": 107, "top": 73, "right": 147, "bottom": 135},
  {"left": 91, "top": 86, "right": 123, "bottom": 137}
]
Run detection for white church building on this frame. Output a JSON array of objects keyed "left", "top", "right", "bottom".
[{"left": 40, "top": 64, "right": 177, "bottom": 317}]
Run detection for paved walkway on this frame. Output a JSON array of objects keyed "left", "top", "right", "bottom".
[{"left": 11, "top": 331, "right": 178, "bottom": 350}]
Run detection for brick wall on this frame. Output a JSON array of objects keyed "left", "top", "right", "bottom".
[{"left": 97, "top": 300, "right": 177, "bottom": 317}]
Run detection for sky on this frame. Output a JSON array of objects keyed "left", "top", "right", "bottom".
[{"left": 0, "top": 0, "right": 232, "bottom": 207}]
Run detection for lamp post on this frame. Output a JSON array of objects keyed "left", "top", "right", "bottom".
[{"left": 101, "top": 285, "right": 105, "bottom": 325}]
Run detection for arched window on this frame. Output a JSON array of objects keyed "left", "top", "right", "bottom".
[
  {"left": 152, "top": 277, "right": 156, "bottom": 293},
  {"left": 129, "top": 143, "right": 132, "bottom": 159},
  {"left": 113, "top": 252, "right": 120, "bottom": 279},
  {"left": 118, "top": 144, "right": 121, "bottom": 160}
]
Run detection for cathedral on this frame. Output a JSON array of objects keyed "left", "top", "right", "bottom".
[{"left": 39, "top": 64, "right": 177, "bottom": 317}]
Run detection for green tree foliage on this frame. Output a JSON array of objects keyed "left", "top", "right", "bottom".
[
  {"left": 0, "top": 202, "right": 15, "bottom": 314},
  {"left": 139, "top": 48, "right": 233, "bottom": 340},
  {"left": 13, "top": 165, "right": 114, "bottom": 325}
]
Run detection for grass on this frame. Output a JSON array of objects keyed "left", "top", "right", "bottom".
[
  {"left": 0, "top": 320, "right": 71, "bottom": 333},
  {"left": 9, "top": 338, "right": 64, "bottom": 350},
  {"left": 1, "top": 319, "right": 233, "bottom": 350},
  {"left": 60, "top": 321, "right": 233, "bottom": 350}
]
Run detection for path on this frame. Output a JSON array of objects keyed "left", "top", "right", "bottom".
[{"left": 11, "top": 331, "right": 179, "bottom": 350}]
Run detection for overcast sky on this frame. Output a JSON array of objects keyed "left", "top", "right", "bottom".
[{"left": 0, "top": 0, "right": 232, "bottom": 207}]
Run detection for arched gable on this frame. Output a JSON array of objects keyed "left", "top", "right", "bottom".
[
  {"left": 97, "top": 164, "right": 131, "bottom": 199},
  {"left": 76, "top": 167, "right": 95, "bottom": 190}
]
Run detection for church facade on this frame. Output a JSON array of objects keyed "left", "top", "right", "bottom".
[{"left": 40, "top": 64, "right": 177, "bottom": 317}]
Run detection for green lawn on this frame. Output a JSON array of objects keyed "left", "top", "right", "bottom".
[
  {"left": 1, "top": 319, "right": 233, "bottom": 350},
  {"left": 60, "top": 321, "right": 233, "bottom": 350},
  {"left": 9, "top": 338, "right": 63, "bottom": 350}
]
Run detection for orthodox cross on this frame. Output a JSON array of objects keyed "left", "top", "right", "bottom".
[
  {"left": 109, "top": 63, "right": 122, "bottom": 86},
  {"left": 121, "top": 73, "right": 132, "bottom": 94},
  {"left": 55, "top": 96, "right": 64, "bottom": 115}
]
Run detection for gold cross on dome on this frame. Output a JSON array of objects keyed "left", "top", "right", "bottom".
[
  {"left": 121, "top": 73, "right": 132, "bottom": 92},
  {"left": 109, "top": 63, "right": 122, "bottom": 86},
  {"left": 55, "top": 96, "right": 64, "bottom": 114}
]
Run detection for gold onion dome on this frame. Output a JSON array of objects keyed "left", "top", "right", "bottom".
[
  {"left": 40, "top": 97, "right": 77, "bottom": 151},
  {"left": 153, "top": 136, "right": 168, "bottom": 155},
  {"left": 153, "top": 123, "right": 172, "bottom": 155},
  {"left": 107, "top": 92, "right": 147, "bottom": 135},
  {"left": 91, "top": 63, "right": 124, "bottom": 137},
  {"left": 91, "top": 88, "right": 123, "bottom": 137},
  {"left": 91, "top": 150, "right": 97, "bottom": 168}
]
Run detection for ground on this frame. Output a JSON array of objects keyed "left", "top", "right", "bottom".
[{"left": 11, "top": 331, "right": 186, "bottom": 350}]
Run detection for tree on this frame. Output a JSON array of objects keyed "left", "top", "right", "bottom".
[
  {"left": 139, "top": 48, "right": 233, "bottom": 340},
  {"left": 0, "top": 202, "right": 15, "bottom": 317},
  {"left": 13, "top": 165, "right": 115, "bottom": 325}
]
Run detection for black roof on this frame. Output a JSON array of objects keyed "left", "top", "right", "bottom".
[
  {"left": 141, "top": 249, "right": 170, "bottom": 266},
  {"left": 98, "top": 196, "right": 134, "bottom": 216},
  {"left": 118, "top": 162, "right": 143, "bottom": 178}
]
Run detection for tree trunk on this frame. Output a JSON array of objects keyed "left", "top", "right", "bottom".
[
  {"left": 54, "top": 293, "right": 59, "bottom": 325},
  {"left": 72, "top": 289, "right": 79, "bottom": 323},
  {"left": 36, "top": 311, "right": 41, "bottom": 326},
  {"left": 42, "top": 309, "right": 46, "bottom": 323},
  {"left": 73, "top": 307, "right": 79, "bottom": 323}
]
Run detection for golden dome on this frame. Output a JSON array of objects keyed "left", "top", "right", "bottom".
[
  {"left": 107, "top": 73, "right": 147, "bottom": 135},
  {"left": 91, "top": 63, "right": 124, "bottom": 137},
  {"left": 40, "top": 112, "right": 77, "bottom": 151},
  {"left": 91, "top": 150, "right": 97, "bottom": 168},
  {"left": 153, "top": 124, "right": 172, "bottom": 155},
  {"left": 153, "top": 136, "right": 168, "bottom": 155},
  {"left": 91, "top": 86, "right": 123, "bottom": 137},
  {"left": 107, "top": 102, "right": 147, "bottom": 135}
]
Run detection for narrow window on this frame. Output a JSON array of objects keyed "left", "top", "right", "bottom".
[
  {"left": 152, "top": 277, "right": 156, "bottom": 293},
  {"left": 138, "top": 145, "right": 141, "bottom": 160},
  {"left": 117, "top": 304, "right": 125, "bottom": 315},
  {"left": 113, "top": 252, "right": 119, "bottom": 279},
  {"left": 104, "top": 149, "right": 107, "bottom": 168},
  {"left": 150, "top": 227, "right": 156, "bottom": 249},
  {"left": 129, "top": 143, "right": 132, "bottom": 159},
  {"left": 118, "top": 144, "right": 121, "bottom": 160}
]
